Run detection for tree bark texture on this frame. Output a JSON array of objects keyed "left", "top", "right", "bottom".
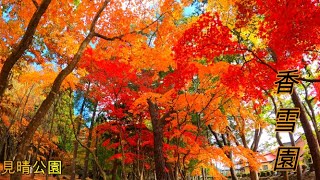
[
  {"left": 147, "top": 99, "right": 169, "bottom": 180},
  {"left": 291, "top": 89, "right": 320, "bottom": 179},
  {"left": 82, "top": 103, "right": 98, "bottom": 180}
]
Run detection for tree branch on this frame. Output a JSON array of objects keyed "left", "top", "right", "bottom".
[
  {"left": 0, "top": 0, "right": 52, "bottom": 98},
  {"left": 94, "top": 11, "right": 167, "bottom": 42},
  {"left": 94, "top": 33, "right": 124, "bottom": 41},
  {"left": 297, "top": 77, "right": 320, "bottom": 83},
  {"left": 32, "top": 0, "right": 39, "bottom": 8},
  {"left": 226, "top": 126, "right": 241, "bottom": 146},
  {"left": 71, "top": 116, "right": 107, "bottom": 180},
  {"left": 208, "top": 125, "right": 223, "bottom": 148}
]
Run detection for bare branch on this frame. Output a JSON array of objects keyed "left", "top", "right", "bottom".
[
  {"left": 226, "top": 126, "right": 241, "bottom": 146},
  {"left": 32, "top": 0, "right": 39, "bottom": 8},
  {"left": 71, "top": 116, "right": 107, "bottom": 180},
  {"left": 95, "top": 11, "right": 167, "bottom": 42},
  {"left": 208, "top": 125, "right": 223, "bottom": 148},
  {"left": 89, "top": 0, "right": 110, "bottom": 32},
  {"left": 94, "top": 32, "right": 124, "bottom": 41},
  {"left": 297, "top": 77, "right": 320, "bottom": 83}
]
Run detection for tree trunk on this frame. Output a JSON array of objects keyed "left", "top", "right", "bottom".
[
  {"left": 296, "top": 164, "right": 302, "bottom": 180},
  {"left": 291, "top": 89, "right": 320, "bottom": 179},
  {"left": 282, "top": 171, "right": 289, "bottom": 180},
  {"left": 82, "top": 103, "right": 98, "bottom": 180},
  {"left": 45, "top": 149, "right": 53, "bottom": 180},
  {"left": 0, "top": 0, "right": 52, "bottom": 98},
  {"left": 93, "top": 129, "right": 100, "bottom": 180},
  {"left": 71, "top": 120, "right": 81, "bottom": 180},
  {"left": 111, "top": 160, "right": 119, "bottom": 180},
  {"left": 230, "top": 167, "right": 238, "bottom": 180},
  {"left": 147, "top": 99, "right": 169, "bottom": 180},
  {"left": 119, "top": 126, "right": 128, "bottom": 180},
  {"left": 71, "top": 93, "right": 86, "bottom": 180},
  {"left": 303, "top": 88, "right": 320, "bottom": 146},
  {"left": 249, "top": 170, "right": 258, "bottom": 180},
  {"left": 139, "top": 167, "right": 144, "bottom": 180},
  {"left": 72, "top": 116, "right": 107, "bottom": 180},
  {"left": 201, "top": 168, "right": 207, "bottom": 180},
  {"left": 289, "top": 133, "right": 302, "bottom": 180},
  {"left": 228, "top": 153, "right": 238, "bottom": 180},
  {"left": 225, "top": 149, "right": 238, "bottom": 180}
]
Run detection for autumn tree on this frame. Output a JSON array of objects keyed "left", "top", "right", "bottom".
[
  {"left": 0, "top": 0, "right": 178, "bottom": 178},
  {"left": 173, "top": 0, "right": 320, "bottom": 179}
]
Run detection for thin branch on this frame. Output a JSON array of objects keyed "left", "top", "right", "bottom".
[
  {"left": 94, "top": 11, "right": 168, "bottom": 42},
  {"left": 94, "top": 33, "right": 124, "bottom": 41},
  {"left": 246, "top": 48, "right": 277, "bottom": 73},
  {"left": 226, "top": 126, "right": 241, "bottom": 146},
  {"left": 160, "top": 109, "right": 177, "bottom": 122},
  {"left": 263, "top": 89, "right": 285, "bottom": 146},
  {"left": 221, "top": 134, "right": 228, "bottom": 146},
  {"left": 297, "top": 77, "right": 320, "bottom": 83},
  {"left": 89, "top": 0, "right": 110, "bottom": 32},
  {"left": 71, "top": 116, "right": 107, "bottom": 180},
  {"left": 32, "top": 0, "right": 39, "bottom": 8},
  {"left": 208, "top": 125, "right": 223, "bottom": 148}
]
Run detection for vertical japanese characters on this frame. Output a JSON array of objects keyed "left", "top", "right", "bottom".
[{"left": 274, "top": 70, "right": 300, "bottom": 171}]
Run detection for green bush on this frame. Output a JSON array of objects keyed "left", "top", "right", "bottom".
[{"left": 270, "top": 171, "right": 275, "bottom": 176}]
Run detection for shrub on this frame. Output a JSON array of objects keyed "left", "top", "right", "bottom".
[{"left": 270, "top": 171, "right": 275, "bottom": 176}]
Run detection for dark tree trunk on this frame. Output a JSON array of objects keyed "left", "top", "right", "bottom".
[
  {"left": 82, "top": 103, "right": 98, "bottom": 180},
  {"left": 282, "top": 171, "right": 289, "bottom": 180},
  {"left": 111, "top": 160, "right": 119, "bottom": 180},
  {"left": 71, "top": 92, "right": 86, "bottom": 180},
  {"left": 249, "top": 171, "right": 258, "bottom": 180},
  {"left": 230, "top": 167, "right": 237, "bottom": 180},
  {"left": 93, "top": 128, "right": 100, "bottom": 180},
  {"left": 147, "top": 99, "right": 169, "bottom": 180},
  {"left": 0, "top": 0, "right": 52, "bottom": 98},
  {"left": 201, "top": 168, "right": 206, "bottom": 180},
  {"left": 291, "top": 89, "right": 320, "bottom": 179},
  {"left": 119, "top": 125, "right": 128, "bottom": 180},
  {"left": 71, "top": 120, "right": 81, "bottom": 180},
  {"left": 228, "top": 153, "right": 238, "bottom": 180},
  {"left": 303, "top": 85, "right": 320, "bottom": 146},
  {"left": 289, "top": 133, "right": 302, "bottom": 180}
]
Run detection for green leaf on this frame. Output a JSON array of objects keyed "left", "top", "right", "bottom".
[{"left": 74, "top": 0, "right": 81, "bottom": 7}]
